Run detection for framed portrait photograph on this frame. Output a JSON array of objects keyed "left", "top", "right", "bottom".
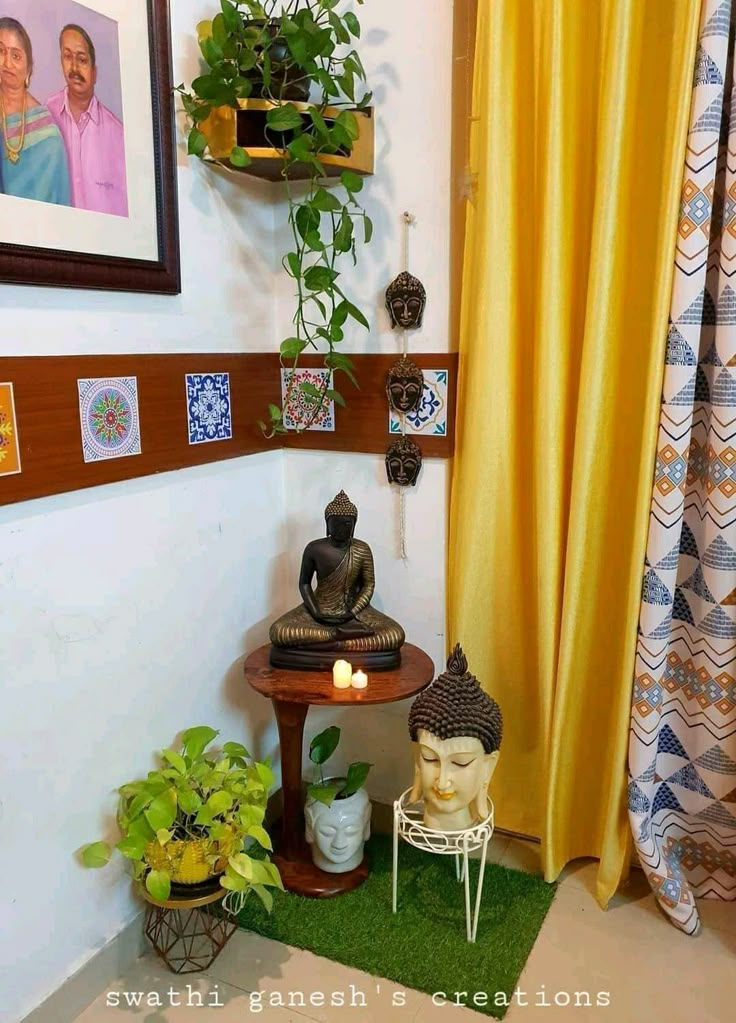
[{"left": 0, "top": 0, "right": 179, "bottom": 293}]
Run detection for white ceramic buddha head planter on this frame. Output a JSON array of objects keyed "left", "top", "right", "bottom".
[
  {"left": 408, "top": 645, "right": 503, "bottom": 831},
  {"left": 305, "top": 786, "right": 371, "bottom": 873}
]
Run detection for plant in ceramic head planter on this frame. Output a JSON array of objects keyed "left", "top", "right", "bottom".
[
  {"left": 305, "top": 725, "right": 372, "bottom": 873},
  {"left": 407, "top": 645, "right": 503, "bottom": 831}
]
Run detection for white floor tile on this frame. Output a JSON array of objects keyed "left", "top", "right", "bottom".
[{"left": 70, "top": 837, "right": 736, "bottom": 1023}]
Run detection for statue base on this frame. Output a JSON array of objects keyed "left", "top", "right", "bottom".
[{"left": 269, "top": 646, "right": 402, "bottom": 672}]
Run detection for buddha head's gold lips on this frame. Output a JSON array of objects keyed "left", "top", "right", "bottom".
[{"left": 433, "top": 787, "right": 456, "bottom": 801}]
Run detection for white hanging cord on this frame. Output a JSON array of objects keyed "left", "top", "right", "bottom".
[
  {"left": 402, "top": 210, "right": 415, "bottom": 271},
  {"left": 400, "top": 212, "right": 415, "bottom": 359},
  {"left": 400, "top": 489, "right": 407, "bottom": 561},
  {"left": 397, "top": 210, "right": 415, "bottom": 562}
]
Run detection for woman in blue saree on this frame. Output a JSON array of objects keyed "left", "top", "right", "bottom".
[{"left": 0, "top": 17, "right": 69, "bottom": 206}]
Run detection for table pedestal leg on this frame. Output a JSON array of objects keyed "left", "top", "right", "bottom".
[
  {"left": 271, "top": 698, "right": 369, "bottom": 898},
  {"left": 272, "top": 699, "right": 308, "bottom": 861}
]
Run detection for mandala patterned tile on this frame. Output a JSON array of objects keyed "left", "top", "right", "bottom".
[
  {"left": 78, "top": 377, "right": 141, "bottom": 463},
  {"left": 281, "top": 368, "right": 335, "bottom": 431},
  {"left": 389, "top": 369, "right": 448, "bottom": 436},
  {"left": 186, "top": 372, "right": 232, "bottom": 444},
  {"left": 0, "top": 382, "right": 21, "bottom": 477}
]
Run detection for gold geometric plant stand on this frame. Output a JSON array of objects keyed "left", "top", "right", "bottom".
[
  {"left": 141, "top": 884, "right": 237, "bottom": 974},
  {"left": 200, "top": 98, "right": 374, "bottom": 182}
]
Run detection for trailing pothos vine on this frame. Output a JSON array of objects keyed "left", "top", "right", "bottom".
[{"left": 176, "top": 0, "right": 373, "bottom": 436}]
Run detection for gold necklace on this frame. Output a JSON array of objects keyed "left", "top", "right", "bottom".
[{"left": 1, "top": 93, "right": 27, "bottom": 164}]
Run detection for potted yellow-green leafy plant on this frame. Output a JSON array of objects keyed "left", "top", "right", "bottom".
[{"left": 81, "top": 725, "right": 282, "bottom": 914}]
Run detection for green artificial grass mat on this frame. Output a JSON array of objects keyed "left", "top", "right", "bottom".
[{"left": 236, "top": 833, "right": 556, "bottom": 1019}]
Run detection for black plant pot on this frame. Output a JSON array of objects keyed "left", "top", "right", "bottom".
[{"left": 243, "top": 18, "right": 311, "bottom": 103}]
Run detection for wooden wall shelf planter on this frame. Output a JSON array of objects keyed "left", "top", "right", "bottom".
[{"left": 201, "top": 99, "right": 374, "bottom": 182}]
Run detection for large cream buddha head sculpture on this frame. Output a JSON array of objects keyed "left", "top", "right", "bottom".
[{"left": 408, "top": 645, "right": 502, "bottom": 831}]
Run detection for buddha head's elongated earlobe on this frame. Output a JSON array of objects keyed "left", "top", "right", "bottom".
[{"left": 469, "top": 750, "right": 500, "bottom": 819}]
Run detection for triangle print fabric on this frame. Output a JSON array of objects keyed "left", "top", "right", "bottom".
[{"left": 629, "top": 0, "right": 736, "bottom": 935}]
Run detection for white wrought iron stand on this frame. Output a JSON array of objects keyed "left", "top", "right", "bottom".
[{"left": 392, "top": 788, "right": 494, "bottom": 943}]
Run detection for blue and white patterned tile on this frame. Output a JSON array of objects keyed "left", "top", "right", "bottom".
[
  {"left": 186, "top": 373, "right": 232, "bottom": 444},
  {"left": 78, "top": 376, "right": 141, "bottom": 463},
  {"left": 281, "top": 368, "right": 335, "bottom": 431},
  {"left": 389, "top": 369, "right": 448, "bottom": 436}
]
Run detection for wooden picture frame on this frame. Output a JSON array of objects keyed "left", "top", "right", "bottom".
[{"left": 0, "top": 0, "right": 180, "bottom": 294}]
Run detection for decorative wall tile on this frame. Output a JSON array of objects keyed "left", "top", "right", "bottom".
[
  {"left": 186, "top": 373, "right": 232, "bottom": 444},
  {"left": 281, "top": 368, "right": 335, "bottom": 431},
  {"left": 0, "top": 382, "right": 21, "bottom": 477},
  {"left": 389, "top": 369, "right": 448, "bottom": 436},
  {"left": 78, "top": 377, "right": 141, "bottom": 463}
]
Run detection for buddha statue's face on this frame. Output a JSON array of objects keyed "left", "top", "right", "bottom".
[
  {"left": 411, "top": 730, "right": 499, "bottom": 829},
  {"left": 327, "top": 514, "right": 355, "bottom": 544},
  {"left": 305, "top": 790, "right": 371, "bottom": 871},
  {"left": 386, "top": 439, "right": 422, "bottom": 487},
  {"left": 385, "top": 272, "right": 426, "bottom": 330},
  {"left": 386, "top": 358, "right": 425, "bottom": 414}
]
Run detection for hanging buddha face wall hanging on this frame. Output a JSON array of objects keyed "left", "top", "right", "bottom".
[
  {"left": 386, "top": 436, "right": 422, "bottom": 488},
  {"left": 386, "top": 355, "right": 425, "bottom": 415},
  {"left": 408, "top": 645, "right": 503, "bottom": 831},
  {"left": 385, "top": 271, "right": 427, "bottom": 330}
]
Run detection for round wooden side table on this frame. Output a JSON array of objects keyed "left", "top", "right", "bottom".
[
  {"left": 142, "top": 882, "right": 237, "bottom": 974},
  {"left": 244, "top": 642, "right": 434, "bottom": 898}
]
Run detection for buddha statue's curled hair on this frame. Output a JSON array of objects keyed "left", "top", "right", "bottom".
[
  {"left": 324, "top": 490, "right": 358, "bottom": 521},
  {"left": 408, "top": 644, "right": 503, "bottom": 753}
]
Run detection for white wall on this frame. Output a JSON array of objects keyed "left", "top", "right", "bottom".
[
  {"left": 0, "top": 457, "right": 288, "bottom": 1023},
  {"left": 274, "top": 1, "right": 452, "bottom": 352},
  {"left": 0, "top": 1, "right": 454, "bottom": 1018},
  {"left": 0, "top": 4, "right": 287, "bottom": 1021}
]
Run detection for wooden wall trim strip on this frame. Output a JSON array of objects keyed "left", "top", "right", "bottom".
[{"left": 0, "top": 352, "right": 457, "bottom": 507}]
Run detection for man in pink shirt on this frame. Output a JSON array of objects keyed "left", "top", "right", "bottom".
[{"left": 47, "top": 23, "right": 128, "bottom": 217}]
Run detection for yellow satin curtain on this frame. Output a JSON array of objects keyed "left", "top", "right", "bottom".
[{"left": 448, "top": 0, "right": 701, "bottom": 906}]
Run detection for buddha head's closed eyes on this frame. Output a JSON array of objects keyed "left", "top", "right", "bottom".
[
  {"left": 386, "top": 436, "right": 422, "bottom": 488},
  {"left": 408, "top": 644, "right": 503, "bottom": 830},
  {"left": 386, "top": 356, "right": 425, "bottom": 414},
  {"left": 385, "top": 271, "right": 427, "bottom": 330}
]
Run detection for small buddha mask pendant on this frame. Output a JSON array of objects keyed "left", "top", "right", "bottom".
[
  {"left": 386, "top": 355, "right": 425, "bottom": 414},
  {"left": 386, "top": 436, "right": 423, "bottom": 487},
  {"left": 385, "top": 271, "right": 427, "bottom": 330}
]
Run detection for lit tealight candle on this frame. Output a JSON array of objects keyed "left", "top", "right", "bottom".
[
  {"left": 351, "top": 670, "right": 368, "bottom": 689},
  {"left": 332, "top": 659, "right": 353, "bottom": 688}
]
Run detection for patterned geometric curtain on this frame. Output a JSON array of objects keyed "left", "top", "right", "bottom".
[{"left": 629, "top": 0, "right": 736, "bottom": 935}]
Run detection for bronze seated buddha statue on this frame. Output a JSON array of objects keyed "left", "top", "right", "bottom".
[{"left": 269, "top": 491, "right": 405, "bottom": 670}]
